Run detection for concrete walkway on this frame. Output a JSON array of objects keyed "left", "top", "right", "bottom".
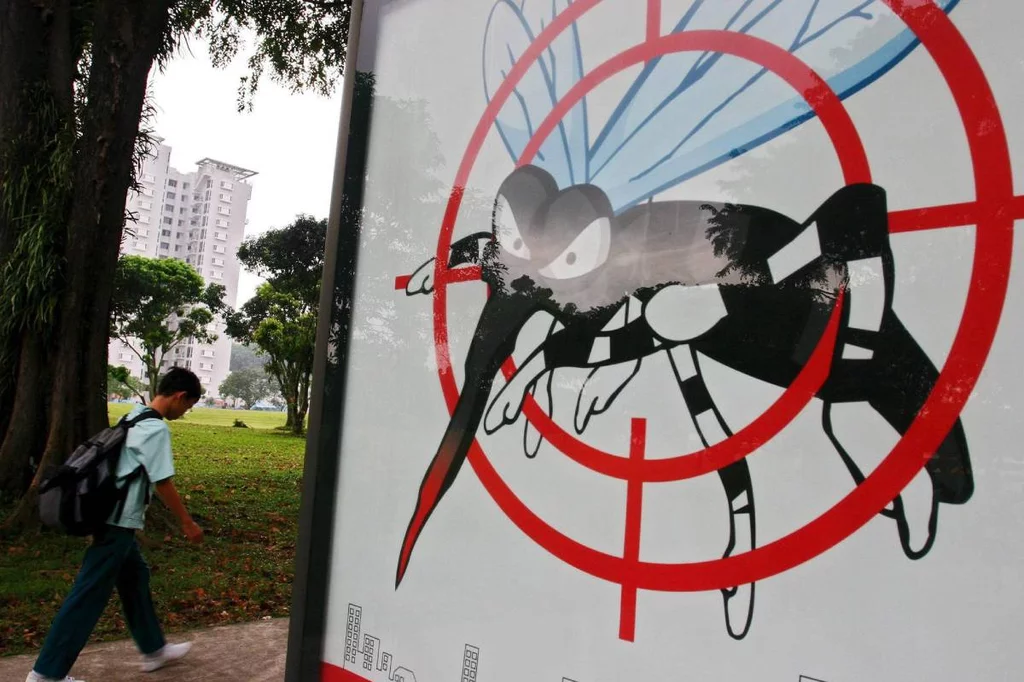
[{"left": 0, "top": 618, "right": 288, "bottom": 681}]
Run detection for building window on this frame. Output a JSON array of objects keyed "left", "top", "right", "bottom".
[
  {"left": 119, "top": 352, "right": 132, "bottom": 361},
  {"left": 161, "top": 229, "right": 171, "bottom": 237},
  {"left": 141, "top": 188, "right": 154, "bottom": 197},
  {"left": 213, "top": 244, "right": 226, "bottom": 254},
  {"left": 182, "top": 182, "right": 190, "bottom": 190},
  {"left": 201, "top": 376, "right": 211, "bottom": 384},
  {"left": 139, "top": 215, "right": 150, "bottom": 225},
  {"left": 220, "top": 180, "right": 234, "bottom": 190},
  {"left": 174, "top": 245, "right": 182, "bottom": 252},
  {"left": 167, "top": 179, "right": 177, "bottom": 188},
  {"left": 164, "top": 203, "right": 175, "bottom": 212},
  {"left": 202, "top": 349, "right": 214, "bottom": 358},
  {"left": 212, "top": 257, "right": 224, "bottom": 266},
  {"left": 202, "top": 217, "right": 208, "bottom": 227},
  {"left": 219, "top": 193, "right": 232, "bottom": 203},
  {"left": 139, "top": 200, "right": 152, "bottom": 210},
  {"left": 137, "top": 229, "right": 149, "bottom": 237},
  {"left": 215, "top": 219, "right": 229, "bottom": 228},
  {"left": 163, "top": 217, "right": 173, "bottom": 225},
  {"left": 133, "top": 241, "right": 147, "bottom": 251},
  {"left": 210, "top": 270, "right": 223, "bottom": 280},
  {"left": 160, "top": 242, "right": 170, "bottom": 250},
  {"left": 142, "top": 173, "right": 155, "bottom": 184},
  {"left": 217, "top": 206, "right": 231, "bottom": 216},
  {"left": 214, "top": 231, "right": 227, "bottom": 241},
  {"left": 166, "top": 191, "right": 176, "bottom": 200},
  {"left": 178, "top": 220, "right": 185, "bottom": 227},
  {"left": 180, "top": 207, "right": 187, "bottom": 214}
]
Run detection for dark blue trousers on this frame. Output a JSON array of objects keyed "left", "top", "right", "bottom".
[{"left": 33, "top": 525, "right": 165, "bottom": 678}]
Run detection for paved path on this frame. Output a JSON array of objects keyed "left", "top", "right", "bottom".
[{"left": 0, "top": 618, "right": 288, "bottom": 681}]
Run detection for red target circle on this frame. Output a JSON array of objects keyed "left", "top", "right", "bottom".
[
  {"left": 428, "top": 0, "right": 1013, "bottom": 591},
  {"left": 507, "top": 28, "right": 864, "bottom": 482}
]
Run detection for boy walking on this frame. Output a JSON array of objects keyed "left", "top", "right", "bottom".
[{"left": 28, "top": 368, "right": 206, "bottom": 682}]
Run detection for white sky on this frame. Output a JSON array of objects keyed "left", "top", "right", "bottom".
[{"left": 148, "top": 38, "right": 343, "bottom": 306}]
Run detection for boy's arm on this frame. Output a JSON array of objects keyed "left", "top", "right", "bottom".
[{"left": 155, "top": 478, "right": 204, "bottom": 543}]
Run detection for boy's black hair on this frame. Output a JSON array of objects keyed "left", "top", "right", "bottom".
[{"left": 157, "top": 367, "right": 202, "bottom": 400}]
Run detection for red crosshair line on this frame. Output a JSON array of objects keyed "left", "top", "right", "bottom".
[
  {"left": 393, "top": 200, "right": 1024, "bottom": 290},
  {"left": 619, "top": 418, "right": 646, "bottom": 642}
]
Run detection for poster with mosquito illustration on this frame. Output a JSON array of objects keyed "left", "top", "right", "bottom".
[{"left": 317, "top": 1, "right": 1024, "bottom": 680}]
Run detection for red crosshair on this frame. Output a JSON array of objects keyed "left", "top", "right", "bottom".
[{"left": 393, "top": 0, "right": 1016, "bottom": 642}]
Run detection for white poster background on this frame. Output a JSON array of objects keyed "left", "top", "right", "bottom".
[{"left": 322, "top": 1, "right": 1024, "bottom": 680}]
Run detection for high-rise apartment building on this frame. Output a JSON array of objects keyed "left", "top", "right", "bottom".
[{"left": 109, "top": 138, "right": 256, "bottom": 398}]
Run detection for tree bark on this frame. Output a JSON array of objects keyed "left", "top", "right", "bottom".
[
  {"left": 4, "top": 0, "right": 174, "bottom": 530},
  {"left": 0, "top": 330, "right": 51, "bottom": 498},
  {"left": 0, "top": 0, "right": 74, "bottom": 494},
  {"left": 295, "top": 366, "right": 312, "bottom": 435}
]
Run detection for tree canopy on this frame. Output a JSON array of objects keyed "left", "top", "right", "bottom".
[
  {"left": 227, "top": 215, "right": 325, "bottom": 434},
  {"left": 219, "top": 366, "right": 277, "bottom": 408},
  {"left": 110, "top": 255, "right": 225, "bottom": 399}
]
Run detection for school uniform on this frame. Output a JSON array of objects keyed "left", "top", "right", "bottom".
[{"left": 32, "top": 406, "right": 173, "bottom": 679}]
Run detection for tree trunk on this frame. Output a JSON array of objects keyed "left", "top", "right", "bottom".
[
  {"left": 3, "top": 0, "right": 174, "bottom": 531},
  {"left": 0, "top": 330, "right": 51, "bottom": 498},
  {"left": 0, "top": 0, "right": 75, "bottom": 496},
  {"left": 294, "top": 367, "right": 312, "bottom": 435}
]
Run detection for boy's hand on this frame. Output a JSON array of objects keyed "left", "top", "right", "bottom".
[{"left": 183, "top": 519, "right": 204, "bottom": 544}]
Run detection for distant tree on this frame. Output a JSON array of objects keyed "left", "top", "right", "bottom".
[
  {"left": 230, "top": 342, "right": 264, "bottom": 372},
  {"left": 219, "top": 367, "right": 275, "bottom": 409},
  {"left": 228, "top": 284, "right": 317, "bottom": 433},
  {"left": 226, "top": 215, "right": 324, "bottom": 434},
  {"left": 109, "top": 255, "right": 225, "bottom": 400}
]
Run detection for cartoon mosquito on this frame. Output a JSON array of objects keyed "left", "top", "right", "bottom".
[{"left": 394, "top": 0, "right": 970, "bottom": 640}]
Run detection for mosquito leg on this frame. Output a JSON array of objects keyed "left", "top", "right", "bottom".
[
  {"left": 667, "top": 345, "right": 755, "bottom": 640},
  {"left": 522, "top": 370, "right": 554, "bottom": 458},
  {"left": 522, "top": 317, "right": 563, "bottom": 458},
  {"left": 822, "top": 401, "right": 897, "bottom": 519}
]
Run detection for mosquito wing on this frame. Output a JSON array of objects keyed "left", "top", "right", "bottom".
[
  {"left": 586, "top": 0, "right": 960, "bottom": 211},
  {"left": 483, "top": 0, "right": 589, "bottom": 188}
]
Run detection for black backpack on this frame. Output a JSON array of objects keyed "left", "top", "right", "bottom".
[{"left": 39, "top": 408, "right": 163, "bottom": 536}]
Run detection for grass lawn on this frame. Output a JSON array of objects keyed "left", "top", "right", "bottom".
[
  {"left": 0, "top": 405, "right": 306, "bottom": 657},
  {"left": 109, "top": 403, "right": 290, "bottom": 430}
]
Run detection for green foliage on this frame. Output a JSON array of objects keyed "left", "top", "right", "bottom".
[
  {"left": 229, "top": 342, "right": 263, "bottom": 372},
  {"left": 107, "top": 365, "right": 146, "bottom": 402},
  {"left": 219, "top": 367, "right": 276, "bottom": 408},
  {"left": 172, "top": 0, "right": 352, "bottom": 111},
  {"left": 236, "top": 214, "right": 326, "bottom": 305},
  {"left": 227, "top": 216, "right": 324, "bottom": 433},
  {"left": 109, "top": 255, "right": 226, "bottom": 397},
  {"left": 0, "top": 412, "right": 304, "bottom": 655}
]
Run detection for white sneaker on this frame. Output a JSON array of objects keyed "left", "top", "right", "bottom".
[
  {"left": 140, "top": 642, "right": 193, "bottom": 672},
  {"left": 26, "top": 673, "right": 83, "bottom": 682}
]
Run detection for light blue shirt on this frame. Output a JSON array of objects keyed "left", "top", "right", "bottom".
[{"left": 106, "top": 406, "right": 175, "bottom": 530}]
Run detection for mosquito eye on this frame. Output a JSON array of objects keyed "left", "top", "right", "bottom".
[
  {"left": 494, "top": 195, "right": 531, "bottom": 260},
  {"left": 539, "top": 217, "right": 611, "bottom": 280}
]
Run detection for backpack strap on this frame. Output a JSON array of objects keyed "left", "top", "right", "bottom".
[
  {"left": 108, "top": 409, "right": 163, "bottom": 524},
  {"left": 124, "top": 407, "right": 163, "bottom": 427},
  {"left": 110, "top": 465, "right": 153, "bottom": 524}
]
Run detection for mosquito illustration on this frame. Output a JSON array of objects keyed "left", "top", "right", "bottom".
[{"left": 394, "top": 0, "right": 970, "bottom": 641}]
